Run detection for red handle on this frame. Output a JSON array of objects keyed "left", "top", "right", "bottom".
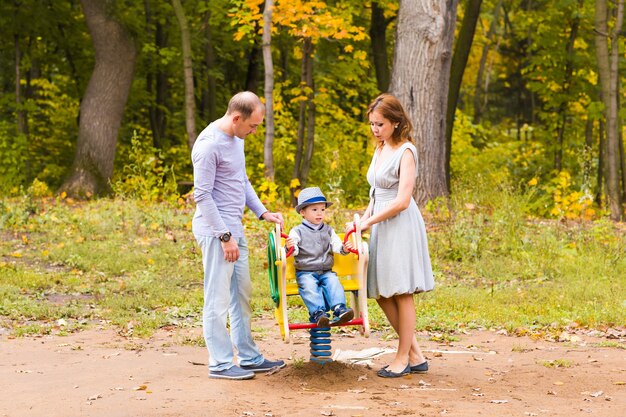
[
  {"left": 343, "top": 227, "right": 359, "bottom": 255},
  {"left": 281, "top": 232, "right": 295, "bottom": 257}
]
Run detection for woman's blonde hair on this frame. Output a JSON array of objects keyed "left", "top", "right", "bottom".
[{"left": 366, "top": 93, "right": 414, "bottom": 147}]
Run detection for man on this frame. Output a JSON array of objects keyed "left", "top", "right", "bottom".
[{"left": 192, "top": 91, "right": 285, "bottom": 380}]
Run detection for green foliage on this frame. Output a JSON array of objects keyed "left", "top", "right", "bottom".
[
  {"left": 1, "top": 194, "right": 624, "bottom": 340},
  {"left": 111, "top": 131, "right": 179, "bottom": 203},
  {"left": 0, "top": 122, "right": 28, "bottom": 194}
]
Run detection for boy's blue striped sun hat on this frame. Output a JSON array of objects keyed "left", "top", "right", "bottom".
[{"left": 295, "top": 187, "right": 333, "bottom": 213}]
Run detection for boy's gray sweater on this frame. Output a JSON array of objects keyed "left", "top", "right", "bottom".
[{"left": 289, "top": 223, "right": 345, "bottom": 271}]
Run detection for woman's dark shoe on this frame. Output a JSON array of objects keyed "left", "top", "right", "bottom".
[
  {"left": 377, "top": 364, "right": 411, "bottom": 378},
  {"left": 410, "top": 361, "right": 429, "bottom": 373}
]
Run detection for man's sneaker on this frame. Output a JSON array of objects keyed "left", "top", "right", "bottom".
[
  {"left": 311, "top": 310, "right": 330, "bottom": 328},
  {"left": 332, "top": 305, "right": 354, "bottom": 326},
  {"left": 209, "top": 365, "right": 255, "bottom": 380},
  {"left": 240, "top": 359, "right": 286, "bottom": 373}
]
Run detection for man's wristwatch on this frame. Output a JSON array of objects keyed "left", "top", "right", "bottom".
[{"left": 219, "top": 232, "right": 232, "bottom": 242}]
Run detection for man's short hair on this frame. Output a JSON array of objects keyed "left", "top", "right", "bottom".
[{"left": 227, "top": 91, "right": 264, "bottom": 120}]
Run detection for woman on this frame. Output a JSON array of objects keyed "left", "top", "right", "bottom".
[{"left": 354, "top": 93, "right": 435, "bottom": 378}]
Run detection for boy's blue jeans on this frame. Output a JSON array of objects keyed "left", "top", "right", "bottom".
[
  {"left": 295, "top": 270, "right": 347, "bottom": 321},
  {"left": 194, "top": 233, "right": 265, "bottom": 372}
]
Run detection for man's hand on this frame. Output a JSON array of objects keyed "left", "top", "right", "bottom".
[
  {"left": 261, "top": 211, "right": 284, "bottom": 228},
  {"left": 221, "top": 239, "right": 240, "bottom": 263}
]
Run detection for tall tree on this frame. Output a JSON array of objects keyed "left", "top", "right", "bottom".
[
  {"left": 200, "top": 3, "right": 217, "bottom": 124},
  {"left": 390, "top": 0, "right": 459, "bottom": 205},
  {"left": 172, "top": 0, "right": 197, "bottom": 149},
  {"left": 60, "top": 0, "right": 136, "bottom": 197},
  {"left": 370, "top": 0, "right": 394, "bottom": 92},
  {"left": 262, "top": 0, "right": 275, "bottom": 180},
  {"left": 594, "top": 0, "right": 624, "bottom": 220},
  {"left": 473, "top": 0, "right": 502, "bottom": 124},
  {"left": 143, "top": 0, "right": 169, "bottom": 149},
  {"left": 553, "top": 0, "right": 583, "bottom": 173},
  {"left": 445, "top": 0, "right": 483, "bottom": 189},
  {"left": 292, "top": 37, "right": 315, "bottom": 202}
]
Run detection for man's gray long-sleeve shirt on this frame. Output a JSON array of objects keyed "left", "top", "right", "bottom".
[{"left": 191, "top": 122, "right": 267, "bottom": 238}]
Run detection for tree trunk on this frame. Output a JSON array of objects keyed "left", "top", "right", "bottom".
[
  {"left": 370, "top": 1, "right": 392, "bottom": 92},
  {"left": 262, "top": 0, "right": 275, "bottom": 180},
  {"left": 291, "top": 37, "right": 313, "bottom": 205},
  {"left": 144, "top": 0, "right": 168, "bottom": 149},
  {"left": 60, "top": 0, "right": 136, "bottom": 197},
  {"left": 445, "top": 0, "right": 482, "bottom": 189},
  {"left": 473, "top": 0, "right": 502, "bottom": 124},
  {"left": 390, "top": 0, "right": 458, "bottom": 206},
  {"left": 554, "top": 0, "right": 582, "bottom": 172},
  {"left": 15, "top": 35, "right": 27, "bottom": 136},
  {"left": 172, "top": 0, "right": 197, "bottom": 149},
  {"left": 245, "top": 18, "right": 262, "bottom": 92},
  {"left": 595, "top": 0, "right": 624, "bottom": 220},
  {"left": 301, "top": 49, "right": 315, "bottom": 188},
  {"left": 201, "top": 3, "right": 216, "bottom": 123},
  {"left": 596, "top": 119, "right": 605, "bottom": 206},
  {"left": 583, "top": 116, "right": 593, "bottom": 194}
]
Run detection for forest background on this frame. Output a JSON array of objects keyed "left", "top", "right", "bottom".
[
  {"left": 0, "top": 0, "right": 625, "bottom": 221},
  {"left": 0, "top": 0, "right": 625, "bottom": 340}
]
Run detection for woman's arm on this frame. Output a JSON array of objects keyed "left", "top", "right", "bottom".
[{"left": 360, "top": 148, "right": 416, "bottom": 231}]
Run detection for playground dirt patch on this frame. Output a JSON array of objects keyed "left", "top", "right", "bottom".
[{"left": 1, "top": 318, "right": 624, "bottom": 417}]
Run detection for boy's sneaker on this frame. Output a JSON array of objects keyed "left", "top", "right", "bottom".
[
  {"left": 311, "top": 310, "right": 330, "bottom": 328},
  {"left": 240, "top": 359, "right": 286, "bottom": 373},
  {"left": 209, "top": 365, "right": 255, "bottom": 380},
  {"left": 332, "top": 305, "right": 354, "bottom": 326}
]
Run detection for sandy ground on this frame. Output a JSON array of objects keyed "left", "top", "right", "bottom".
[{"left": 1, "top": 318, "right": 625, "bottom": 417}]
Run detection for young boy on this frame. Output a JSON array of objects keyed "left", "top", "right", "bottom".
[{"left": 285, "top": 187, "right": 355, "bottom": 328}]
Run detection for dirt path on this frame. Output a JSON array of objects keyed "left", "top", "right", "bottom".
[{"left": 1, "top": 318, "right": 624, "bottom": 417}]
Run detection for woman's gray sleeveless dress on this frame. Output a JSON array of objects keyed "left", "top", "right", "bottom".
[{"left": 366, "top": 142, "right": 435, "bottom": 299}]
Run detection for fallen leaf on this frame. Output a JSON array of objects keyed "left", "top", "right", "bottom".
[
  {"left": 87, "top": 394, "right": 102, "bottom": 401},
  {"left": 613, "top": 381, "right": 625, "bottom": 385},
  {"left": 133, "top": 385, "right": 147, "bottom": 391},
  {"left": 357, "top": 375, "right": 367, "bottom": 381},
  {"left": 590, "top": 391, "right": 603, "bottom": 397},
  {"left": 320, "top": 411, "right": 334, "bottom": 416},
  {"left": 553, "top": 381, "right": 564, "bottom": 386},
  {"left": 547, "top": 390, "right": 556, "bottom": 395},
  {"left": 489, "top": 400, "right": 508, "bottom": 404},
  {"left": 347, "top": 388, "right": 366, "bottom": 393}
]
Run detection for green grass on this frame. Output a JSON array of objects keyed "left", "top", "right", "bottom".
[
  {"left": 537, "top": 359, "right": 573, "bottom": 368},
  {"left": 1, "top": 190, "right": 624, "bottom": 341}
]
